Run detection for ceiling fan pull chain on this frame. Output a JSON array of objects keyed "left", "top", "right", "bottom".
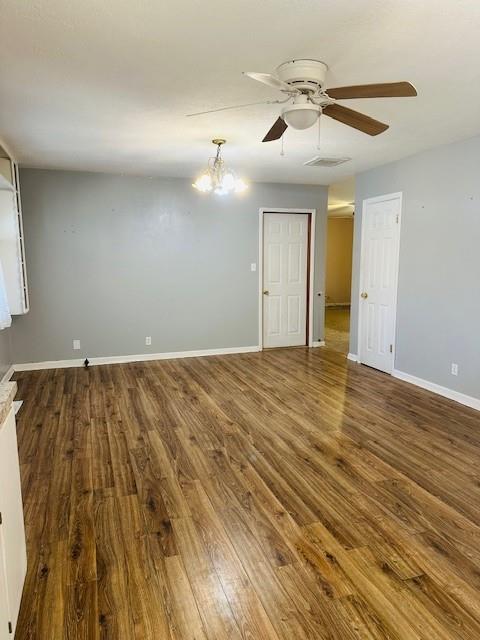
[
  {"left": 280, "top": 134, "right": 285, "bottom": 157},
  {"left": 317, "top": 114, "right": 321, "bottom": 150}
]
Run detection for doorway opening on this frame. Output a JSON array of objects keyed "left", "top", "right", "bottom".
[{"left": 325, "top": 177, "right": 354, "bottom": 355}]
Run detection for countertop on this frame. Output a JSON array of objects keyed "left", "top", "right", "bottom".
[{"left": 0, "top": 381, "right": 17, "bottom": 426}]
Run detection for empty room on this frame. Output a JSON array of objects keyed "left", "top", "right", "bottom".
[{"left": 1, "top": 1, "right": 480, "bottom": 638}]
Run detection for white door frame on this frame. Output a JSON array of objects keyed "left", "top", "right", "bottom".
[
  {"left": 258, "top": 208, "right": 316, "bottom": 349},
  {"left": 357, "top": 192, "right": 402, "bottom": 372}
]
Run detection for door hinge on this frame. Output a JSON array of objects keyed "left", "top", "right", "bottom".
[
  {"left": 0, "top": 511, "right": 2, "bottom": 525},
  {"left": 390, "top": 344, "right": 393, "bottom": 353},
  {"left": 8, "top": 621, "right": 12, "bottom": 634},
  {"left": 396, "top": 214, "right": 399, "bottom": 223}
]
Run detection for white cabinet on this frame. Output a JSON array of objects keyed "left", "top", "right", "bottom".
[
  {"left": 0, "top": 551, "right": 10, "bottom": 640},
  {"left": 0, "top": 150, "right": 29, "bottom": 315},
  {"left": 0, "top": 407, "right": 27, "bottom": 636}
]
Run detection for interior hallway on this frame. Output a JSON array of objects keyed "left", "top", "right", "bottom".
[{"left": 325, "top": 306, "right": 350, "bottom": 354}]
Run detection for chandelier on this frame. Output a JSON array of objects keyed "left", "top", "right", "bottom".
[{"left": 192, "top": 139, "right": 248, "bottom": 195}]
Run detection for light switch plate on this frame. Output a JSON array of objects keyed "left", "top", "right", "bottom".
[
  {"left": 250, "top": 263, "right": 257, "bottom": 272},
  {"left": 73, "top": 339, "right": 81, "bottom": 350}
]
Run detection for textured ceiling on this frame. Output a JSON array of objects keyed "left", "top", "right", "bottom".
[{"left": 1, "top": 0, "right": 480, "bottom": 184}]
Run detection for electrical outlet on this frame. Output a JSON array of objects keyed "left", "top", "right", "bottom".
[
  {"left": 451, "top": 363, "right": 458, "bottom": 376},
  {"left": 145, "top": 336, "right": 152, "bottom": 346},
  {"left": 250, "top": 263, "right": 257, "bottom": 272},
  {"left": 73, "top": 339, "right": 81, "bottom": 350}
]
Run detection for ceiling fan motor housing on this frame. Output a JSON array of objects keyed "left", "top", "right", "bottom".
[{"left": 276, "top": 59, "right": 328, "bottom": 92}]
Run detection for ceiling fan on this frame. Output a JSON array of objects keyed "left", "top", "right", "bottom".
[{"left": 187, "top": 59, "right": 417, "bottom": 142}]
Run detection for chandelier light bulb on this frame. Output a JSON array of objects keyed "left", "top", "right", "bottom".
[
  {"left": 222, "top": 172, "right": 235, "bottom": 190},
  {"left": 192, "top": 173, "right": 213, "bottom": 192}
]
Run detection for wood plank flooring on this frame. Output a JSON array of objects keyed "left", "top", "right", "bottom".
[
  {"left": 13, "top": 347, "right": 480, "bottom": 639},
  {"left": 325, "top": 307, "right": 350, "bottom": 354}
]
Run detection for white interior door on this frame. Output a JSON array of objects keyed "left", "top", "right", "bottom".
[
  {"left": 359, "top": 193, "right": 401, "bottom": 373},
  {"left": 263, "top": 212, "right": 308, "bottom": 348}
]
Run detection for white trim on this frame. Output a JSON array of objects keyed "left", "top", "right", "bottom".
[
  {"left": 258, "top": 208, "right": 316, "bottom": 350},
  {"left": 347, "top": 352, "right": 359, "bottom": 362},
  {"left": 258, "top": 210, "right": 264, "bottom": 349},
  {"left": 357, "top": 192, "right": 402, "bottom": 373},
  {"left": 1, "top": 365, "right": 15, "bottom": 383},
  {"left": 392, "top": 369, "right": 480, "bottom": 412},
  {"left": 312, "top": 340, "right": 325, "bottom": 348},
  {"left": 308, "top": 210, "right": 316, "bottom": 348},
  {"left": 13, "top": 161, "right": 29, "bottom": 313},
  {"left": 13, "top": 345, "right": 261, "bottom": 372}
]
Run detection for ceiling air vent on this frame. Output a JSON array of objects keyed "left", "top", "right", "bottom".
[{"left": 303, "top": 156, "right": 351, "bottom": 167}]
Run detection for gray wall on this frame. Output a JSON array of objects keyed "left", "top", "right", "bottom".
[
  {"left": 351, "top": 134, "right": 480, "bottom": 400},
  {"left": 0, "top": 329, "right": 11, "bottom": 378},
  {"left": 11, "top": 169, "right": 327, "bottom": 363}
]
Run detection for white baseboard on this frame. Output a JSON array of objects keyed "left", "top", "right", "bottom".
[
  {"left": 1, "top": 365, "right": 15, "bottom": 383},
  {"left": 326, "top": 302, "right": 351, "bottom": 308},
  {"left": 392, "top": 369, "right": 480, "bottom": 412},
  {"left": 13, "top": 345, "right": 261, "bottom": 372},
  {"left": 11, "top": 346, "right": 479, "bottom": 412}
]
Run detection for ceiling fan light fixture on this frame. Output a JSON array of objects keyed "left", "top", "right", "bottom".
[
  {"left": 193, "top": 140, "right": 248, "bottom": 196},
  {"left": 188, "top": 59, "right": 417, "bottom": 143},
  {"left": 282, "top": 103, "right": 321, "bottom": 130}
]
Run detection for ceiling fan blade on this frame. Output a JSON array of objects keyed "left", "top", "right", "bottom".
[
  {"left": 327, "top": 82, "right": 417, "bottom": 100},
  {"left": 262, "top": 117, "right": 288, "bottom": 142},
  {"left": 243, "top": 71, "right": 296, "bottom": 93},
  {"left": 186, "top": 100, "right": 275, "bottom": 117},
  {"left": 323, "top": 104, "right": 388, "bottom": 136}
]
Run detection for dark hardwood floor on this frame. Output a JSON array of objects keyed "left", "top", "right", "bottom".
[{"left": 13, "top": 347, "right": 480, "bottom": 639}]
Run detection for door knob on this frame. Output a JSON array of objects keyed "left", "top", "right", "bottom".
[
  {"left": 263, "top": 290, "right": 270, "bottom": 295},
  {"left": 361, "top": 292, "right": 368, "bottom": 299}
]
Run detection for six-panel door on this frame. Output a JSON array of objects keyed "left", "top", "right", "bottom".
[
  {"left": 359, "top": 194, "right": 401, "bottom": 373},
  {"left": 263, "top": 212, "right": 309, "bottom": 348}
]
